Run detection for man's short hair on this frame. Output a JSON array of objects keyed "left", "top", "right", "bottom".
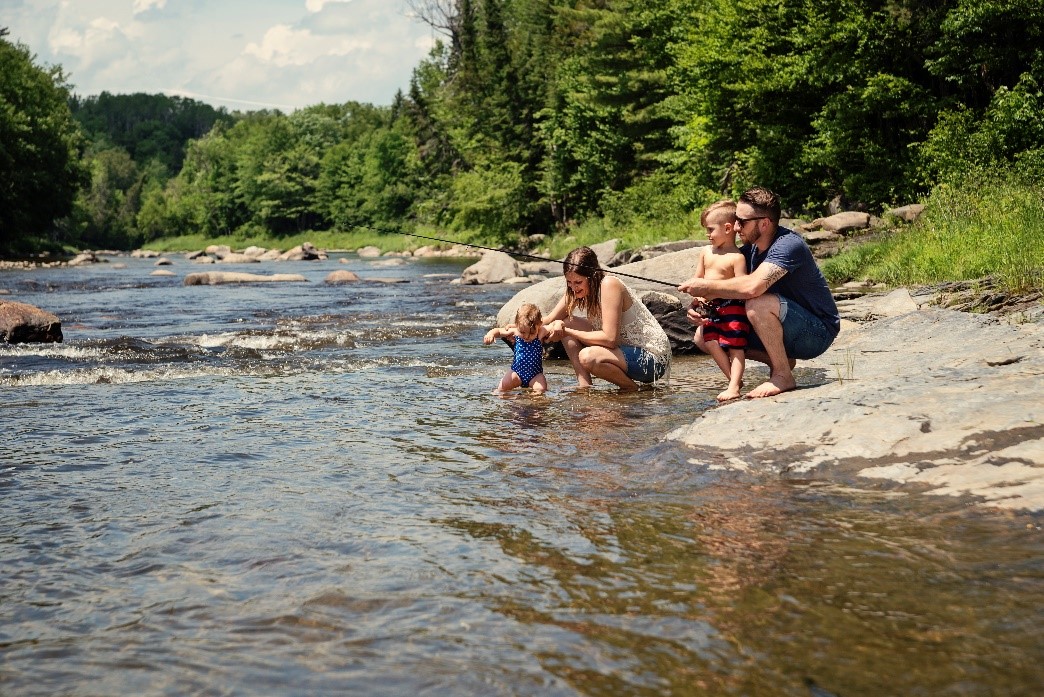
[{"left": 739, "top": 187, "right": 781, "bottom": 223}]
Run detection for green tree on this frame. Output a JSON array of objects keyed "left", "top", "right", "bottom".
[
  {"left": 0, "top": 28, "right": 86, "bottom": 248},
  {"left": 70, "top": 91, "right": 232, "bottom": 173}
]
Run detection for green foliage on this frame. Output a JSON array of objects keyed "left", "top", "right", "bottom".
[
  {"left": 69, "top": 91, "right": 232, "bottom": 173},
  {"left": 0, "top": 30, "right": 86, "bottom": 247},
  {"left": 822, "top": 170, "right": 1044, "bottom": 293},
  {"left": 918, "top": 72, "right": 1044, "bottom": 184},
  {"left": 65, "top": 143, "right": 146, "bottom": 249},
  {"left": 447, "top": 161, "right": 529, "bottom": 242},
  {"left": 4, "top": 0, "right": 1043, "bottom": 267}
]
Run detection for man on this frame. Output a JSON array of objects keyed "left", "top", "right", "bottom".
[{"left": 679, "top": 187, "right": 840, "bottom": 398}]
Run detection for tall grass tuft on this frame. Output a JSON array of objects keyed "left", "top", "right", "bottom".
[{"left": 823, "top": 170, "right": 1044, "bottom": 294}]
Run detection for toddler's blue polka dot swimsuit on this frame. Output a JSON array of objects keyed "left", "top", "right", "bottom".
[{"left": 511, "top": 336, "right": 544, "bottom": 387}]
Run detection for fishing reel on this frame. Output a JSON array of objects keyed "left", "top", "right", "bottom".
[{"left": 691, "top": 299, "right": 721, "bottom": 323}]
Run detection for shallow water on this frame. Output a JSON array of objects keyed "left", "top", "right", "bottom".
[{"left": 1, "top": 256, "right": 1041, "bottom": 696}]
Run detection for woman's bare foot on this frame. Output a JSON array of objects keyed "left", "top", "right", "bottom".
[{"left": 745, "top": 375, "right": 796, "bottom": 398}]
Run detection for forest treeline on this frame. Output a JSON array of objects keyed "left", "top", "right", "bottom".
[{"left": 1, "top": 0, "right": 1042, "bottom": 255}]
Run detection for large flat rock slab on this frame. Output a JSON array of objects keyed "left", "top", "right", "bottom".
[{"left": 668, "top": 308, "right": 1044, "bottom": 511}]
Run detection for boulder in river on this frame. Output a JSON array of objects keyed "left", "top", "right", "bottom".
[
  {"left": 0, "top": 300, "right": 63, "bottom": 343},
  {"left": 325, "top": 270, "right": 360, "bottom": 284},
  {"left": 461, "top": 251, "right": 523, "bottom": 285},
  {"left": 183, "top": 272, "right": 308, "bottom": 285}
]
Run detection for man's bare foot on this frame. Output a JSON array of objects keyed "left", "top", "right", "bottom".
[
  {"left": 717, "top": 387, "right": 741, "bottom": 402},
  {"left": 745, "top": 376, "right": 796, "bottom": 399}
]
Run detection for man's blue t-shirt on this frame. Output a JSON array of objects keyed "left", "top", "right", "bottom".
[{"left": 742, "top": 227, "right": 841, "bottom": 336}]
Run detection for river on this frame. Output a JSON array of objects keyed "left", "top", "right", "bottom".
[{"left": 1, "top": 254, "right": 1041, "bottom": 695}]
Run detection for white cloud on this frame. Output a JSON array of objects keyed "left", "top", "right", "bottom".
[
  {"left": 132, "top": 0, "right": 167, "bottom": 14},
  {"left": 0, "top": 0, "right": 435, "bottom": 109},
  {"left": 48, "top": 15, "right": 132, "bottom": 71},
  {"left": 305, "top": 0, "right": 354, "bottom": 13},
  {"left": 244, "top": 24, "right": 371, "bottom": 67}
]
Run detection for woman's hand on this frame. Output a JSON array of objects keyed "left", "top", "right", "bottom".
[{"left": 544, "top": 319, "right": 566, "bottom": 342}]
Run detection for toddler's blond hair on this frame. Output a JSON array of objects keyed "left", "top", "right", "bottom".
[{"left": 515, "top": 303, "right": 542, "bottom": 335}]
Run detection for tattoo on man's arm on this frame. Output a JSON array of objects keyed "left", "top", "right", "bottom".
[{"left": 763, "top": 263, "right": 787, "bottom": 285}]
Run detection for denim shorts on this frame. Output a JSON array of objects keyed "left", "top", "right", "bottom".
[
  {"left": 746, "top": 296, "right": 836, "bottom": 360},
  {"left": 621, "top": 345, "right": 668, "bottom": 383}
]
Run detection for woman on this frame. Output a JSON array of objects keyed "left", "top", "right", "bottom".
[{"left": 543, "top": 246, "right": 671, "bottom": 390}]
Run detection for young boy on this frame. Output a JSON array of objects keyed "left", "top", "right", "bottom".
[
  {"left": 483, "top": 303, "right": 549, "bottom": 393},
  {"left": 683, "top": 200, "right": 751, "bottom": 401}
]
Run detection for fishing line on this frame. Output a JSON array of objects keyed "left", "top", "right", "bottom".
[{"left": 353, "top": 224, "right": 680, "bottom": 288}]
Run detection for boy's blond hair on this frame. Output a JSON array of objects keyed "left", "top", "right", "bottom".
[
  {"left": 515, "top": 303, "right": 543, "bottom": 335},
  {"left": 700, "top": 199, "right": 737, "bottom": 227}
]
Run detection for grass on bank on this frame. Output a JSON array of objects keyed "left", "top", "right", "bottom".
[{"left": 823, "top": 173, "right": 1044, "bottom": 294}]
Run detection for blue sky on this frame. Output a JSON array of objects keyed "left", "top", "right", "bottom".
[{"left": 0, "top": 0, "right": 438, "bottom": 111}]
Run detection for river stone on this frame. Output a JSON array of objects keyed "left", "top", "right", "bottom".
[
  {"left": 357, "top": 246, "right": 381, "bottom": 257},
  {"left": 205, "top": 245, "right": 232, "bottom": 257},
  {"left": 809, "top": 212, "right": 871, "bottom": 234},
  {"left": 589, "top": 239, "right": 619, "bottom": 266},
  {"left": 258, "top": 249, "right": 283, "bottom": 261},
  {"left": 155, "top": 258, "right": 173, "bottom": 266},
  {"left": 68, "top": 252, "right": 99, "bottom": 266},
  {"left": 131, "top": 249, "right": 161, "bottom": 258},
  {"left": 519, "top": 260, "right": 561, "bottom": 276},
  {"left": 183, "top": 272, "right": 308, "bottom": 285},
  {"left": 216, "top": 253, "right": 260, "bottom": 264},
  {"left": 150, "top": 270, "right": 176, "bottom": 276},
  {"left": 885, "top": 204, "right": 925, "bottom": 223},
  {"left": 0, "top": 300, "right": 63, "bottom": 343},
  {"left": 325, "top": 270, "right": 360, "bottom": 284},
  {"left": 608, "top": 240, "right": 705, "bottom": 266},
  {"left": 192, "top": 255, "right": 216, "bottom": 264},
  {"left": 461, "top": 250, "right": 523, "bottom": 285},
  {"left": 667, "top": 308, "right": 1044, "bottom": 512}
]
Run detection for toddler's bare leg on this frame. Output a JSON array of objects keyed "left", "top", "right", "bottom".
[{"left": 496, "top": 370, "right": 523, "bottom": 392}]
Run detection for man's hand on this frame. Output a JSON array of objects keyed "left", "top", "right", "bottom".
[{"left": 678, "top": 277, "right": 706, "bottom": 297}]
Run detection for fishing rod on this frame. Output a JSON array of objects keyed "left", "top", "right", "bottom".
[{"left": 358, "top": 226, "right": 680, "bottom": 288}]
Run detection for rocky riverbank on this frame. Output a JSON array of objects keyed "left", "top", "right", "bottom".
[{"left": 667, "top": 291, "right": 1043, "bottom": 512}]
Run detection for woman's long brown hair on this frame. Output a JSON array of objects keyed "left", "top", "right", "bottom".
[{"left": 563, "top": 246, "right": 605, "bottom": 321}]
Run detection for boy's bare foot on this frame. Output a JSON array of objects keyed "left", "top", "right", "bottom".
[
  {"left": 717, "top": 387, "right": 741, "bottom": 402},
  {"left": 745, "top": 376, "right": 796, "bottom": 399}
]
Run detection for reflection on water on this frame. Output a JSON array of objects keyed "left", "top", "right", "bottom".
[{"left": 1, "top": 257, "right": 1041, "bottom": 695}]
